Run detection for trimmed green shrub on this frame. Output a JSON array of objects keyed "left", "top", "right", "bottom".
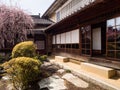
[
  {"left": 34, "top": 55, "right": 48, "bottom": 63},
  {"left": 2, "top": 57, "right": 41, "bottom": 90},
  {"left": 40, "top": 55, "right": 47, "bottom": 61},
  {"left": 0, "top": 53, "right": 12, "bottom": 63},
  {"left": 12, "top": 41, "right": 36, "bottom": 58},
  {"left": 5, "top": 53, "right": 12, "bottom": 61},
  {"left": 65, "top": 69, "right": 71, "bottom": 73}
]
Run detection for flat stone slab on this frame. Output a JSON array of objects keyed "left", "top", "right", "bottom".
[
  {"left": 62, "top": 73, "right": 89, "bottom": 88},
  {"left": 38, "top": 75, "right": 67, "bottom": 90}
]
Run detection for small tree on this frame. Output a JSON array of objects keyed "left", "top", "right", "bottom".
[{"left": 0, "top": 5, "right": 34, "bottom": 48}]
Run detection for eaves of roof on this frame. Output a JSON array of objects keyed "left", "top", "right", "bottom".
[{"left": 42, "top": 0, "right": 68, "bottom": 18}]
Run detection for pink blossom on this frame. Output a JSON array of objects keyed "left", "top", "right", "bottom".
[{"left": 0, "top": 5, "right": 34, "bottom": 48}]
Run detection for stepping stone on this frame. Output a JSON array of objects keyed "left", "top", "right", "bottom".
[
  {"left": 57, "top": 69, "right": 65, "bottom": 74},
  {"left": 62, "top": 73, "right": 89, "bottom": 88},
  {"left": 38, "top": 75, "right": 67, "bottom": 90}
]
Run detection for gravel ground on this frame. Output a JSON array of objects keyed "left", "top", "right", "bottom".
[
  {"left": 0, "top": 79, "right": 8, "bottom": 90},
  {"left": 65, "top": 80, "right": 107, "bottom": 90}
]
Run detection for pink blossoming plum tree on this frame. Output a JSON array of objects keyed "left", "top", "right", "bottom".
[{"left": 0, "top": 5, "right": 34, "bottom": 49}]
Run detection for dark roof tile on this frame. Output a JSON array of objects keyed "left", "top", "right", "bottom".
[{"left": 31, "top": 15, "right": 54, "bottom": 25}]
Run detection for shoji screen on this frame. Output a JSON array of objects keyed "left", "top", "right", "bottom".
[
  {"left": 52, "top": 35, "right": 56, "bottom": 44},
  {"left": 61, "top": 33, "right": 66, "bottom": 44},
  {"left": 66, "top": 32, "right": 71, "bottom": 43},
  {"left": 71, "top": 29, "right": 79, "bottom": 43},
  {"left": 56, "top": 34, "right": 61, "bottom": 44}
]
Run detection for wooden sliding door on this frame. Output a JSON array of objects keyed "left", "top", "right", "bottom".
[
  {"left": 81, "top": 25, "right": 91, "bottom": 56},
  {"left": 107, "top": 17, "right": 120, "bottom": 60}
]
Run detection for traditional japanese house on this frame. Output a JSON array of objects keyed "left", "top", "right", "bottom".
[
  {"left": 42, "top": 0, "right": 120, "bottom": 69},
  {"left": 28, "top": 15, "right": 54, "bottom": 54}
]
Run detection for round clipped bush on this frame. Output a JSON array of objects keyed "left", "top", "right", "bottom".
[
  {"left": 12, "top": 41, "right": 36, "bottom": 58},
  {"left": 35, "top": 55, "right": 48, "bottom": 63},
  {"left": 2, "top": 57, "right": 41, "bottom": 90}
]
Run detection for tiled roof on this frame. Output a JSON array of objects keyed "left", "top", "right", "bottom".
[
  {"left": 32, "top": 29, "right": 45, "bottom": 34},
  {"left": 31, "top": 15, "right": 54, "bottom": 25}
]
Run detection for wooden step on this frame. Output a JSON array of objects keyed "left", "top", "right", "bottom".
[
  {"left": 81, "top": 63, "right": 116, "bottom": 78},
  {"left": 69, "top": 58, "right": 81, "bottom": 65},
  {"left": 55, "top": 56, "right": 69, "bottom": 62}
]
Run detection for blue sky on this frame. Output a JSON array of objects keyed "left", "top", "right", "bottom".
[{"left": 1, "top": 0, "right": 55, "bottom": 15}]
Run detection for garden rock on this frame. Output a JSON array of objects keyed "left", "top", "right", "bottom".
[
  {"left": 38, "top": 75, "right": 67, "bottom": 90},
  {"left": 0, "top": 67, "right": 5, "bottom": 75},
  {"left": 62, "top": 73, "right": 89, "bottom": 88},
  {"left": 2, "top": 76, "right": 10, "bottom": 81},
  {"left": 0, "top": 70, "right": 6, "bottom": 75},
  {"left": 57, "top": 69, "right": 65, "bottom": 74},
  {"left": 41, "top": 63, "right": 59, "bottom": 74},
  {"left": 41, "top": 62, "right": 52, "bottom": 67}
]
